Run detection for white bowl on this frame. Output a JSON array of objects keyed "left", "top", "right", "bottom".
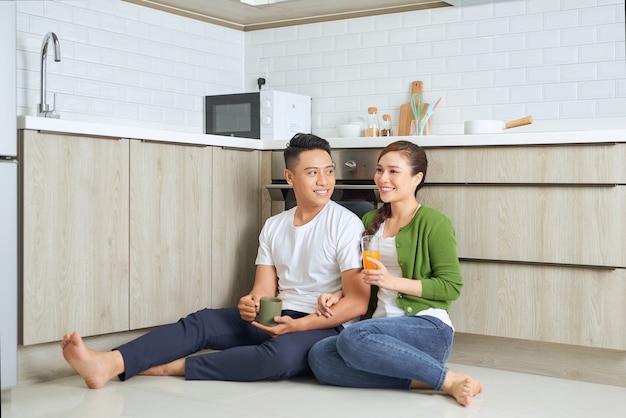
[
  {"left": 336, "top": 124, "right": 362, "bottom": 137},
  {"left": 349, "top": 117, "right": 365, "bottom": 125}
]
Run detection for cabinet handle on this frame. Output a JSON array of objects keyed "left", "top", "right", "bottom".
[
  {"left": 220, "top": 146, "right": 254, "bottom": 152},
  {"left": 140, "top": 139, "right": 209, "bottom": 148},
  {"left": 459, "top": 258, "right": 618, "bottom": 271},
  {"left": 425, "top": 183, "right": 619, "bottom": 187}
]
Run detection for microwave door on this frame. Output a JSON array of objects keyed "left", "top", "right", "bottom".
[{"left": 204, "top": 93, "right": 260, "bottom": 139}]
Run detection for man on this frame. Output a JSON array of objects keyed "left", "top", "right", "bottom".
[{"left": 61, "top": 133, "right": 369, "bottom": 389}]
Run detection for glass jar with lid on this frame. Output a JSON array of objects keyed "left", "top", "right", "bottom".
[
  {"left": 381, "top": 114, "right": 393, "bottom": 136},
  {"left": 365, "top": 107, "right": 380, "bottom": 137}
]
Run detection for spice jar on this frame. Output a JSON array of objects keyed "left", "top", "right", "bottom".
[
  {"left": 381, "top": 114, "right": 393, "bottom": 136},
  {"left": 365, "top": 107, "right": 380, "bottom": 137}
]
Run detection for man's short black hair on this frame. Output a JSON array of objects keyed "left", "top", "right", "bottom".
[{"left": 283, "top": 133, "right": 332, "bottom": 171}]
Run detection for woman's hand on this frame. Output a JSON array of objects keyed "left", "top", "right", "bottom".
[
  {"left": 362, "top": 258, "right": 399, "bottom": 290},
  {"left": 316, "top": 292, "right": 341, "bottom": 318}
]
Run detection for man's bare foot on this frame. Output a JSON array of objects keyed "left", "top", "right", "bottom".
[
  {"left": 441, "top": 371, "right": 483, "bottom": 407},
  {"left": 139, "top": 358, "right": 185, "bottom": 377},
  {"left": 60, "top": 331, "right": 124, "bottom": 389}
]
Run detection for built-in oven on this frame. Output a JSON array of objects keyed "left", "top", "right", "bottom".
[{"left": 266, "top": 149, "right": 382, "bottom": 218}]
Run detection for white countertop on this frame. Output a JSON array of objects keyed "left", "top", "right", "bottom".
[{"left": 18, "top": 116, "right": 626, "bottom": 150}]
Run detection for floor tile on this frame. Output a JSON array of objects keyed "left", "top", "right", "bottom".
[{"left": 2, "top": 363, "right": 624, "bottom": 418}]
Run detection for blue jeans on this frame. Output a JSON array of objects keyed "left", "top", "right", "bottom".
[
  {"left": 116, "top": 307, "right": 342, "bottom": 382},
  {"left": 308, "top": 315, "right": 453, "bottom": 391}
]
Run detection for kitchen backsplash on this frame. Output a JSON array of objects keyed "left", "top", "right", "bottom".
[
  {"left": 16, "top": 0, "right": 626, "bottom": 135},
  {"left": 16, "top": 0, "right": 244, "bottom": 133}
]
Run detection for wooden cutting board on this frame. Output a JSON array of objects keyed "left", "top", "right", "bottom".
[{"left": 398, "top": 81, "right": 423, "bottom": 136}]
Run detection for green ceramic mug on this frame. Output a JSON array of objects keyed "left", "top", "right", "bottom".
[{"left": 257, "top": 296, "right": 282, "bottom": 326}]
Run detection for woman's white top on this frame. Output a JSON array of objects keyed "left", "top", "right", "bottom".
[{"left": 371, "top": 220, "right": 454, "bottom": 331}]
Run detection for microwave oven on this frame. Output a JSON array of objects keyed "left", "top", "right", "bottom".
[{"left": 204, "top": 90, "right": 311, "bottom": 140}]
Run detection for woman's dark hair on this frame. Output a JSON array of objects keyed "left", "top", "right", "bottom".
[
  {"left": 283, "top": 133, "right": 332, "bottom": 171},
  {"left": 364, "top": 140, "right": 427, "bottom": 236}
]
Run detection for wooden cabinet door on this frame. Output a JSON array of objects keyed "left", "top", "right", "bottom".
[
  {"left": 420, "top": 185, "right": 625, "bottom": 268},
  {"left": 129, "top": 141, "right": 213, "bottom": 329},
  {"left": 20, "top": 131, "right": 129, "bottom": 345},
  {"left": 450, "top": 262, "right": 626, "bottom": 350},
  {"left": 210, "top": 148, "right": 262, "bottom": 308},
  {"left": 426, "top": 143, "right": 626, "bottom": 184}
]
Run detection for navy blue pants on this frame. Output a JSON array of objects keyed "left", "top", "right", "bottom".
[{"left": 116, "top": 307, "right": 342, "bottom": 382}]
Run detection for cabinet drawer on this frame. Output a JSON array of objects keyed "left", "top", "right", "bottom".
[
  {"left": 420, "top": 185, "right": 625, "bottom": 267},
  {"left": 450, "top": 262, "right": 626, "bottom": 350},
  {"left": 426, "top": 143, "right": 626, "bottom": 184}
]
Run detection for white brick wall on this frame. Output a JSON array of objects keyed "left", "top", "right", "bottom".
[
  {"left": 16, "top": 0, "right": 244, "bottom": 133},
  {"left": 15, "top": 0, "right": 626, "bottom": 135},
  {"left": 245, "top": 0, "right": 626, "bottom": 136}
]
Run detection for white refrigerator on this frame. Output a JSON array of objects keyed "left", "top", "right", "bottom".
[{"left": 0, "top": 1, "right": 18, "bottom": 390}]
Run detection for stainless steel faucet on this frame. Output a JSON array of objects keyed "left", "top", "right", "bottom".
[{"left": 38, "top": 32, "right": 61, "bottom": 118}]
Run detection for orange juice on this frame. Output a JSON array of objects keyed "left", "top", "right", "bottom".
[{"left": 362, "top": 250, "right": 380, "bottom": 270}]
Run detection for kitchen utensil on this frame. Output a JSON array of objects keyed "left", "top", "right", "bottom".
[
  {"left": 417, "top": 97, "right": 442, "bottom": 135},
  {"left": 398, "top": 81, "right": 423, "bottom": 136},
  {"left": 409, "top": 93, "right": 426, "bottom": 128},
  {"left": 464, "top": 116, "right": 533, "bottom": 134},
  {"left": 409, "top": 103, "right": 430, "bottom": 136}
]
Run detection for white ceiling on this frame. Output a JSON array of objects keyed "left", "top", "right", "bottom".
[{"left": 122, "top": 0, "right": 454, "bottom": 31}]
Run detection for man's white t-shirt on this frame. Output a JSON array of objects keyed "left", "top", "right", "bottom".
[{"left": 255, "top": 201, "right": 364, "bottom": 315}]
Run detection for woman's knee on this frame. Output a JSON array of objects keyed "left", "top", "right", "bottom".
[
  {"left": 308, "top": 337, "right": 336, "bottom": 367},
  {"left": 308, "top": 336, "right": 339, "bottom": 383},
  {"left": 335, "top": 323, "right": 370, "bottom": 353}
]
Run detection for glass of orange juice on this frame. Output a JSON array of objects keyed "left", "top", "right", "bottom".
[{"left": 361, "top": 235, "right": 380, "bottom": 270}]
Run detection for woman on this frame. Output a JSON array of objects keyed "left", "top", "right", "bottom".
[{"left": 308, "top": 140, "right": 482, "bottom": 407}]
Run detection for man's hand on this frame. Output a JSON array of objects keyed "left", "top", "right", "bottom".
[
  {"left": 238, "top": 294, "right": 259, "bottom": 322},
  {"left": 251, "top": 315, "right": 298, "bottom": 338}
]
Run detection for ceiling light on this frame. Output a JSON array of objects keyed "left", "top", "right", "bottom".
[{"left": 240, "top": 0, "right": 292, "bottom": 5}]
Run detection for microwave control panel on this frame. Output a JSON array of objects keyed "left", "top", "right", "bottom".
[{"left": 260, "top": 90, "right": 311, "bottom": 140}]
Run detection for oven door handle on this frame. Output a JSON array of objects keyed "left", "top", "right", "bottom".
[{"left": 265, "top": 184, "right": 380, "bottom": 202}]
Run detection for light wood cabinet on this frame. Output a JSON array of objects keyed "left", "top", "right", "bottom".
[
  {"left": 20, "top": 131, "right": 129, "bottom": 345},
  {"left": 422, "top": 142, "right": 626, "bottom": 350},
  {"left": 420, "top": 185, "right": 625, "bottom": 267},
  {"left": 20, "top": 131, "right": 265, "bottom": 344},
  {"left": 449, "top": 263, "right": 626, "bottom": 350},
  {"left": 210, "top": 148, "right": 263, "bottom": 308},
  {"left": 129, "top": 141, "right": 213, "bottom": 329},
  {"left": 426, "top": 143, "right": 626, "bottom": 184}
]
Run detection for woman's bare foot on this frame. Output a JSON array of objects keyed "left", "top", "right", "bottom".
[
  {"left": 410, "top": 380, "right": 432, "bottom": 389},
  {"left": 441, "top": 371, "right": 483, "bottom": 407},
  {"left": 60, "top": 331, "right": 124, "bottom": 389},
  {"left": 139, "top": 358, "right": 186, "bottom": 377}
]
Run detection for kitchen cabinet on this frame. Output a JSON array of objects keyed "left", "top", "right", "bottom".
[
  {"left": 20, "top": 131, "right": 130, "bottom": 345},
  {"left": 131, "top": 145, "right": 264, "bottom": 325},
  {"left": 421, "top": 142, "right": 626, "bottom": 350},
  {"left": 20, "top": 131, "right": 265, "bottom": 344},
  {"left": 210, "top": 147, "right": 264, "bottom": 308},
  {"left": 449, "top": 263, "right": 626, "bottom": 350},
  {"left": 422, "top": 185, "right": 624, "bottom": 268},
  {"left": 129, "top": 140, "right": 213, "bottom": 329}
]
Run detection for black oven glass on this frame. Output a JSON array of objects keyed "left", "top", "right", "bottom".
[
  {"left": 204, "top": 93, "right": 260, "bottom": 139},
  {"left": 283, "top": 188, "right": 377, "bottom": 220}
]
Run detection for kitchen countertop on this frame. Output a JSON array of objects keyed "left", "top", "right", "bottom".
[{"left": 18, "top": 116, "right": 626, "bottom": 150}]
